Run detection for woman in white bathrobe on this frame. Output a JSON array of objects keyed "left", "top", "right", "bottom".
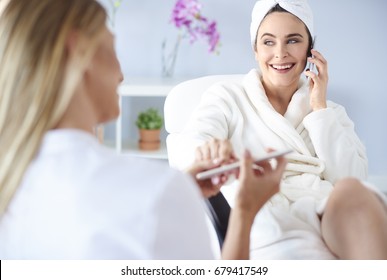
[
  {"left": 177, "top": 0, "right": 387, "bottom": 259},
  {"left": 0, "top": 0, "right": 287, "bottom": 259}
]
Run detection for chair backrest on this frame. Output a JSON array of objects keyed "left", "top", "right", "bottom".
[
  {"left": 164, "top": 74, "right": 244, "bottom": 167},
  {"left": 164, "top": 75, "right": 244, "bottom": 251}
]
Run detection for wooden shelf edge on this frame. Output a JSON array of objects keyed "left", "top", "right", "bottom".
[{"left": 103, "top": 139, "right": 168, "bottom": 160}]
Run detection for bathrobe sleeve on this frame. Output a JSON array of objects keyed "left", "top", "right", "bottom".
[
  {"left": 302, "top": 101, "right": 368, "bottom": 183},
  {"left": 185, "top": 84, "right": 236, "bottom": 140},
  {"left": 171, "top": 83, "right": 239, "bottom": 169}
]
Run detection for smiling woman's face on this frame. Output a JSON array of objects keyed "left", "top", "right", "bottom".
[{"left": 255, "top": 11, "right": 309, "bottom": 90}]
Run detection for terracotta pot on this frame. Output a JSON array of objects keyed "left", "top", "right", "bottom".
[{"left": 138, "top": 129, "right": 161, "bottom": 151}]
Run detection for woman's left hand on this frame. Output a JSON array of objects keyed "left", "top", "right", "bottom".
[{"left": 305, "top": 49, "right": 328, "bottom": 111}]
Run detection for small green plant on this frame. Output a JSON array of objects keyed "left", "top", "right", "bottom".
[{"left": 135, "top": 108, "right": 163, "bottom": 130}]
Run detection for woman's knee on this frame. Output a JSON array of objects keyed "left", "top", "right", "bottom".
[
  {"left": 325, "top": 177, "right": 369, "bottom": 216},
  {"left": 322, "top": 178, "right": 387, "bottom": 259},
  {"left": 335, "top": 177, "right": 365, "bottom": 189}
]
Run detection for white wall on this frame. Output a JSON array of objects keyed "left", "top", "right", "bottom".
[{"left": 99, "top": 0, "right": 387, "bottom": 176}]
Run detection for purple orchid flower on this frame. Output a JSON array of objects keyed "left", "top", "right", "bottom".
[{"left": 170, "top": 0, "right": 220, "bottom": 53}]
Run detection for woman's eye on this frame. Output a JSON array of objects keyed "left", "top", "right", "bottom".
[
  {"left": 264, "top": 40, "right": 274, "bottom": 46},
  {"left": 288, "top": 39, "right": 298, "bottom": 44}
]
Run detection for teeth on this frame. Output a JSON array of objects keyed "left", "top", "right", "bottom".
[{"left": 273, "top": 64, "right": 292, "bottom": 70}]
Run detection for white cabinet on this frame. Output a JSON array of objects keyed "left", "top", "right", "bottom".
[{"left": 115, "top": 77, "right": 185, "bottom": 159}]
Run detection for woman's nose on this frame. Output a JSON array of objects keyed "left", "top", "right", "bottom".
[{"left": 275, "top": 44, "right": 288, "bottom": 59}]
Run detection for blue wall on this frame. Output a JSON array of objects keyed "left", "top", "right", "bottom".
[{"left": 99, "top": 0, "right": 387, "bottom": 176}]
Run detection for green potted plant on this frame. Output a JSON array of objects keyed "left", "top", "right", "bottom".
[{"left": 135, "top": 108, "right": 163, "bottom": 150}]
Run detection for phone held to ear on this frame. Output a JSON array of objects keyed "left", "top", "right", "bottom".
[
  {"left": 307, "top": 36, "right": 316, "bottom": 81},
  {"left": 195, "top": 148, "right": 293, "bottom": 180}
]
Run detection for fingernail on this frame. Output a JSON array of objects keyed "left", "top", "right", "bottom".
[
  {"left": 211, "top": 176, "right": 220, "bottom": 185},
  {"left": 213, "top": 158, "right": 220, "bottom": 165},
  {"left": 252, "top": 164, "right": 264, "bottom": 173}
]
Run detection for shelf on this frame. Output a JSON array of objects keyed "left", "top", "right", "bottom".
[
  {"left": 115, "top": 77, "right": 190, "bottom": 155},
  {"left": 105, "top": 139, "right": 168, "bottom": 160},
  {"left": 118, "top": 77, "right": 188, "bottom": 97},
  {"left": 115, "top": 77, "right": 193, "bottom": 155}
]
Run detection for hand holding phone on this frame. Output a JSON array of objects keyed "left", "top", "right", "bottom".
[{"left": 195, "top": 149, "right": 292, "bottom": 180}]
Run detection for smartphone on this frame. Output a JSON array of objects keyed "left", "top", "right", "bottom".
[
  {"left": 195, "top": 148, "right": 293, "bottom": 180},
  {"left": 307, "top": 36, "right": 316, "bottom": 80}
]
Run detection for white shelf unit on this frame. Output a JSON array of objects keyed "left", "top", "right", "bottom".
[{"left": 115, "top": 77, "right": 186, "bottom": 159}]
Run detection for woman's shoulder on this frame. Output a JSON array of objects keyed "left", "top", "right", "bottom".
[
  {"left": 202, "top": 72, "right": 254, "bottom": 103},
  {"left": 207, "top": 79, "right": 245, "bottom": 94},
  {"left": 92, "top": 153, "right": 190, "bottom": 190}
]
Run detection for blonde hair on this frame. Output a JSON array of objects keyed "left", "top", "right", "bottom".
[{"left": 0, "top": 0, "right": 107, "bottom": 215}]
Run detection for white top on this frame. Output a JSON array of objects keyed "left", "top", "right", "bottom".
[{"left": 0, "top": 129, "right": 214, "bottom": 259}]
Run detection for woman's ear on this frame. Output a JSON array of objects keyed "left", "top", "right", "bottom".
[
  {"left": 66, "top": 31, "right": 79, "bottom": 54},
  {"left": 66, "top": 31, "right": 88, "bottom": 59}
]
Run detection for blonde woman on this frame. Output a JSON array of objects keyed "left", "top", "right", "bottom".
[{"left": 0, "top": 0, "right": 286, "bottom": 259}]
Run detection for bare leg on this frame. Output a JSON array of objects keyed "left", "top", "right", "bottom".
[{"left": 321, "top": 177, "right": 387, "bottom": 259}]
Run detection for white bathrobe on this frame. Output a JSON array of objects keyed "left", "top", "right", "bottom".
[{"left": 175, "top": 68, "right": 383, "bottom": 259}]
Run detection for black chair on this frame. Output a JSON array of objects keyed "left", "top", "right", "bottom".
[{"left": 206, "top": 192, "right": 231, "bottom": 248}]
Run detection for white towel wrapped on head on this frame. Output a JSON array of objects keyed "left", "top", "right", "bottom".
[{"left": 250, "top": 0, "right": 314, "bottom": 48}]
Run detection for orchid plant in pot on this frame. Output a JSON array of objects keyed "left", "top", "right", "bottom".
[{"left": 162, "top": 0, "right": 221, "bottom": 77}]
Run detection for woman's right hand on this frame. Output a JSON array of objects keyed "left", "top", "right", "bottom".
[
  {"left": 195, "top": 139, "right": 237, "bottom": 185},
  {"left": 195, "top": 138, "right": 236, "bottom": 162}
]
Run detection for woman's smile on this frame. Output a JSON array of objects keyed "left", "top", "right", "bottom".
[{"left": 270, "top": 63, "right": 295, "bottom": 73}]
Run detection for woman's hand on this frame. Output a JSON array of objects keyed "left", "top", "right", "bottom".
[
  {"left": 186, "top": 139, "right": 237, "bottom": 198},
  {"left": 221, "top": 149, "right": 286, "bottom": 260},
  {"left": 185, "top": 159, "right": 224, "bottom": 198},
  {"left": 235, "top": 149, "right": 287, "bottom": 220},
  {"left": 305, "top": 49, "right": 328, "bottom": 111},
  {"left": 195, "top": 138, "right": 236, "bottom": 162},
  {"left": 195, "top": 138, "right": 238, "bottom": 187}
]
